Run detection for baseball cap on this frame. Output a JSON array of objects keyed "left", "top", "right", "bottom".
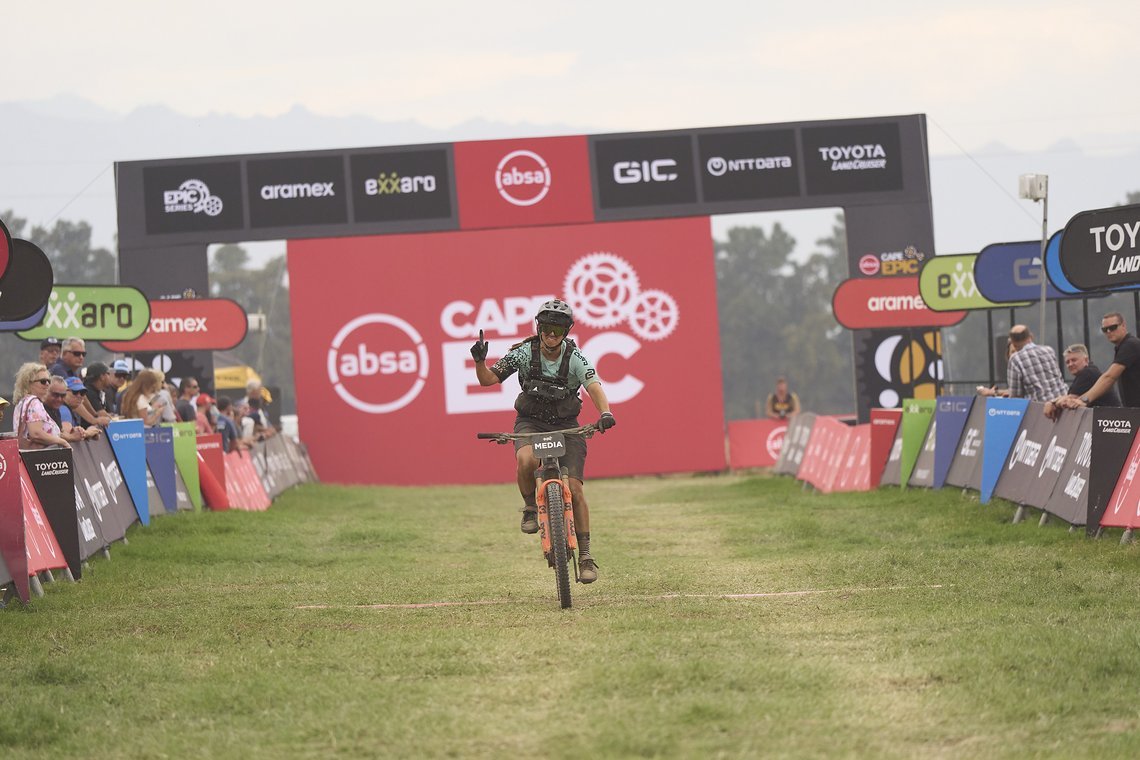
[
  {"left": 85, "top": 361, "right": 110, "bottom": 382},
  {"left": 196, "top": 393, "right": 215, "bottom": 407},
  {"left": 40, "top": 337, "right": 61, "bottom": 349},
  {"left": 65, "top": 377, "right": 86, "bottom": 393},
  {"left": 112, "top": 359, "right": 131, "bottom": 375}
]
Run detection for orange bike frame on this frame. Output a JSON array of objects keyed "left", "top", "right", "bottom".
[{"left": 535, "top": 476, "right": 577, "bottom": 556}]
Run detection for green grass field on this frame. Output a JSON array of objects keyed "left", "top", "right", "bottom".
[{"left": 5, "top": 473, "right": 1140, "bottom": 759}]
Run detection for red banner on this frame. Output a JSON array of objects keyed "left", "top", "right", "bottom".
[
  {"left": 19, "top": 460, "right": 67, "bottom": 576},
  {"left": 453, "top": 137, "right": 594, "bottom": 230},
  {"left": 224, "top": 451, "right": 271, "bottom": 511},
  {"left": 101, "top": 298, "right": 247, "bottom": 352},
  {"left": 288, "top": 217, "right": 726, "bottom": 485},
  {"left": 0, "top": 439, "right": 29, "bottom": 603},
  {"left": 832, "top": 276, "right": 966, "bottom": 330},
  {"left": 869, "top": 408, "right": 903, "bottom": 489},
  {"left": 727, "top": 419, "right": 788, "bottom": 469},
  {"left": 1102, "top": 433, "right": 1140, "bottom": 530},
  {"left": 196, "top": 434, "right": 228, "bottom": 510}
]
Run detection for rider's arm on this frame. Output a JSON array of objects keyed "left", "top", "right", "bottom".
[
  {"left": 474, "top": 361, "right": 500, "bottom": 387},
  {"left": 585, "top": 381, "right": 610, "bottom": 414}
]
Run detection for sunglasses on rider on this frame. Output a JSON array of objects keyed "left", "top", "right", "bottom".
[
  {"left": 1102, "top": 323, "right": 1124, "bottom": 333},
  {"left": 538, "top": 323, "right": 567, "bottom": 337}
]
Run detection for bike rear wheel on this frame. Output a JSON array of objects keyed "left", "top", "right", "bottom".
[{"left": 546, "top": 481, "right": 572, "bottom": 609}]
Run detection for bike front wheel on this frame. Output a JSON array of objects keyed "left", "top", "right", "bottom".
[{"left": 546, "top": 481, "right": 572, "bottom": 609}]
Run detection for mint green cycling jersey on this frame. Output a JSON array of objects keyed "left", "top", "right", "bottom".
[{"left": 490, "top": 339, "right": 600, "bottom": 393}]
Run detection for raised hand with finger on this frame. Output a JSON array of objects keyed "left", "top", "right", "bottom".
[{"left": 470, "top": 329, "right": 489, "bottom": 362}]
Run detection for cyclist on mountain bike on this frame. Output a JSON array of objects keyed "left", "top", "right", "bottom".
[{"left": 472, "top": 299, "right": 615, "bottom": 584}]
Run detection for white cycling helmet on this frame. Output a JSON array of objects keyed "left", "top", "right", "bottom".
[{"left": 535, "top": 299, "right": 574, "bottom": 330}]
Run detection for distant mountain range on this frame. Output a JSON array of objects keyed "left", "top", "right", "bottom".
[{"left": 3, "top": 95, "right": 1139, "bottom": 259}]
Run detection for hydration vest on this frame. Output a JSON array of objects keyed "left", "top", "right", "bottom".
[{"left": 514, "top": 336, "right": 583, "bottom": 422}]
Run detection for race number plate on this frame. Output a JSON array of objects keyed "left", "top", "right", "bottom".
[{"left": 531, "top": 433, "right": 566, "bottom": 458}]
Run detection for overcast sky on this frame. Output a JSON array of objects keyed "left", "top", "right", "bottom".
[{"left": 7, "top": 1, "right": 1140, "bottom": 155}]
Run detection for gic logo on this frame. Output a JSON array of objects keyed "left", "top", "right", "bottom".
[
  {"left": 613, "top": 159, "right": 677, "bottom": 184},
  {"left": 163, "top": 179, "right": 223, "bottom": 216},
  {"left": 327, "top": 314, "right": 430, "bottom": 414},
  {"left": 495, "top": 150, "right": 551, "bottom": 207}
]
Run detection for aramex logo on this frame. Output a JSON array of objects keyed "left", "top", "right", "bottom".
[
  {"left": 327, "top": 313, "right": 429, "bottom": 414},
  {"left": 260, "top": 182, "right": 336, "bottom": 200},
  {"left": 495, "top": 150, "right": 551, "bottom": 207}
]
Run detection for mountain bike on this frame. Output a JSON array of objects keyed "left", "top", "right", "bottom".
[{"left": 477, "top": 422, "right": 601, "bottom": 609}]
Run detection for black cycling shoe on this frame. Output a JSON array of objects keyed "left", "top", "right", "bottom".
[{"left": 520, "top": 508, "right": 539, "bottom": 534}]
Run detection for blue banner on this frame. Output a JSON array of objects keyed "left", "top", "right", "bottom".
[
  {"left": 144, "top": 425, "right": 178, "bottom": 514},
  {"left": 975, "top": 241, "right": 1067, "bottom": 303},
  {"left": 107, "top": 419, "right": 149, "bottom": 526},
  {"left": 981, "top": 397, "right": 1030, "bottom": 504},
  {"left": 1045, "top": 229, "right": 1135, "bottom": 295},
  {"left": 933, "top": 396, "right": 973, "bottom": 489}
]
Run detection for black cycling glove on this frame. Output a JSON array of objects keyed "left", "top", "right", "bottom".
[
  {"left": 599, "top": 411, "right": 616, "bottom": 432},
  {"left": 470, "top": 329, "right": 489, "bottom": 362}
]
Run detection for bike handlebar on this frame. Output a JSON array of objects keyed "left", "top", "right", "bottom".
[{"left": 476, "top": 422, "right": 601, "bottom": 444}]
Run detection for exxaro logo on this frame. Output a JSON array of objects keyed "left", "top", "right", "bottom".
[
  {"left": 495, "top": 150, "right": 551, "bottom": 206},
  {"left": 365, "top": 172, "right": 437, "bottom": 196},
  {"left": 163, "top": 179, "right": 223, "bottom": 216},
  {"left": 706, "top": 155, "right": 791, "bottom": 177},
  {"left": 327, "top": 314, "right": 429, "bottom": 414},
  {"left": 613, "top": 159, "right": 677, "bottom": 184}
]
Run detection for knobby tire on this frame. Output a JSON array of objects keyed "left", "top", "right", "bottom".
[{"left": 546, "top": 482, "right": 572, "bottom": 609}]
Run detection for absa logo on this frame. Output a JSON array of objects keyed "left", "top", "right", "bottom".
[
  {"left": 327, "top": 314, "right": 429, "bottom": 414},
  {"left": 495, "top": 150, "right": 551, "bottom": 207}
]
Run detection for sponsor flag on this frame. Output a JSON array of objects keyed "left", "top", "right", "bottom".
[
  {"left": 168, "top": 423, "right": 201, "bottom": 511},
  {"left": 899, "top": 399, "right": 936, "bottom": 488},
  {"left": 107, "top": 420, "right": 149, "bottom": 525},
  {"left": 944, "top": 398, "right": 987, "bottom": 490},
  {"left": 1088, "top": 407, "right": 1140, "bottom": 533},
  {"left": 774, "top": 413, "right": 815, "bottom": 476},
  {"left": 0, "top": 439, "right": 30, "bottom": 603},
  {"left": 980, "top": 398, "right": 1030, "bottom": 504},
  {"left": 145, "top": 426, "right": 178, "bottom": 513},
  {"left": 869, "top": 408, "right": 902, "bottom": 488},
  {"left": 20, "top": 448, "right": 82, "bottom": 580},
  {"left": 19, "top": 459, "right": 68, "bottom": 577},
  {"left": 932, "top": 397, "right": 973, "bottom": 489},
  {"left": 1044, "top": 409, "right": 1093, "bottom": 525}
]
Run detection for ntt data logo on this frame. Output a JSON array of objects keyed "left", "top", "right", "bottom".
[
  {"left": 327, "top": 314, "right": 430, "bottom": 414},
  {"left": 495, "top": 150, "right": 551, "bottom": 206}
]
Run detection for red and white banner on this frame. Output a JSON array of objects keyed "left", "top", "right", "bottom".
[
  {"left": 19, "top": 460, "right": 67, "bottom": 576},
  {"left": 102, "top": 298, "right": 247, "bottom": 352},
  {"left": 869, "top": 408, "right": 903, "bottom": 489},
  {"left": 224, "top": 451, "right": 271, "bottom": 511},
  {"left": 288, "top": 217, "right": 726, "bottom": 485},
  {"left": 727, "top": 419, "right": 788, "bottom": 469}
]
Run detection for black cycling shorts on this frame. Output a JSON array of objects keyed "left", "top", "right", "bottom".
[{"left": 512, "top": 416, "right": 587, "bottom": 481}]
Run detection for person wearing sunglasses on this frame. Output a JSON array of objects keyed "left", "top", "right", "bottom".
[
  {"left": 1060, "top": 312, "right": 1140, "bottom": 410},
  {"left": 471, "top": 299, "right": 615, "bottom": 584},
  {"left": 10, "top": 363, "right": 71, "bottom": 449},
  {"left": 42, "top": 377, "right": 91, "bottom": 443}
]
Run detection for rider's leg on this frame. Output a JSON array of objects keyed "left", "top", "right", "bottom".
[
  {"left": 515, "top": 445, "right": 540, "bottom": 534},
  {"left": 569, "top": 478, "right": 598, "bottom": 583}
]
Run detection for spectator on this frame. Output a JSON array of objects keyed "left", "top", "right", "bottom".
[
  {"left": 175, "top": 376, "right": 199, "bottom": 423},
  {"left": 233, "top": 398, "right": 256, "bottom": 440},
  {"left": 65, "top": 379, "right": 102, "bottom": 439},
  {"left": 107, "top": 359, "right": 132, "bottom": 415},
  {"left": 215, "top": 396, "right": 248, "bottom": 452},
  {"left": 195, "top": 393, "right": 216, "bottom": 434},
  {"left": 45, "top": 377, "right": 92, "bottom": 442},
  {"left": 0, "top": 396, "right": 9, "bottom": 436},
  {"left": 49, "top": 337, "right": 86, "bottom": 379},
  {"left": 11, "top": 363, "right": 70, "bottom": 449},
  {"left": 154, "top": 374, "right": 178, "bottom": 423},
  {"left": 39, "top": 338, "right": 61, "bottom": 368},
  {"left": 82, "top": 361, "right": 116, "bottom": 426},
  {"left": 119, "top": 368, "right": 167, "bottom": 426},
  {"left": 979, "top": 325, "right": 1066, "bottom": 402},
  {"left": 246, "top": 396, "right": 276, "bottom": 440},
  {"left": 1062, "top": 312, "right": 1140, "bottom": 410},
  {"left": 1046, "top": 344, "right": 1120, "bottom": 418},
  {"left": 246, "top": 380, "right": 275, "bottom": 429},
  {"left": 759, "top": 376, "right": 801, "bottom": 420}
]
